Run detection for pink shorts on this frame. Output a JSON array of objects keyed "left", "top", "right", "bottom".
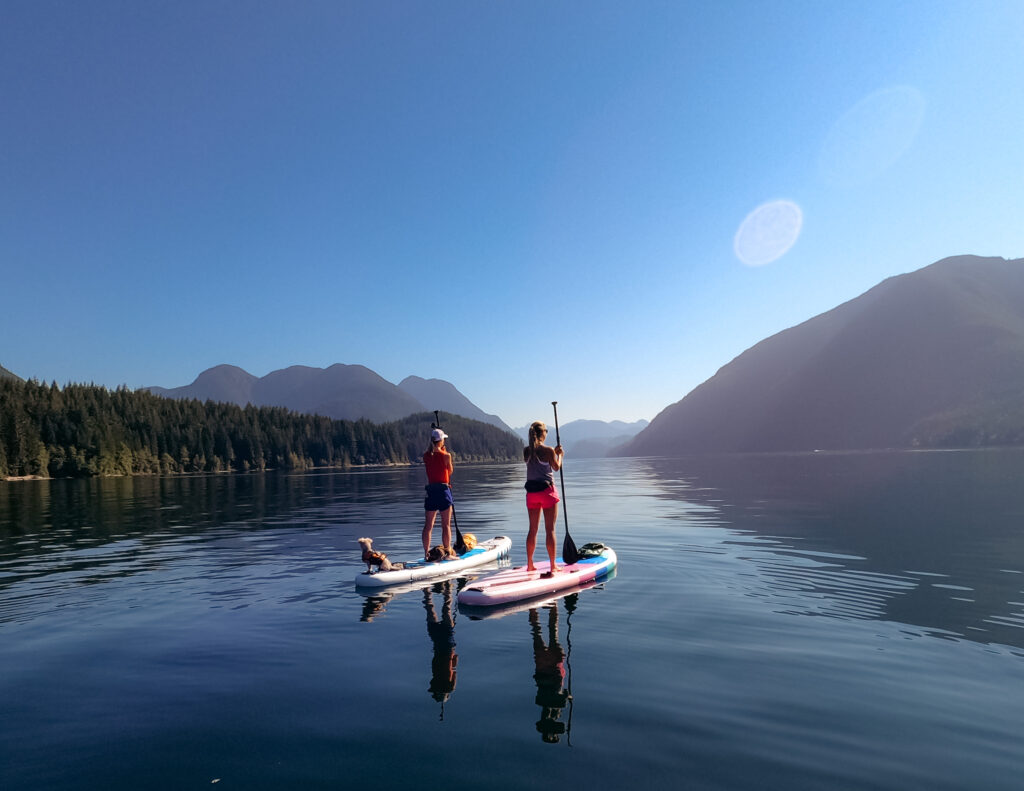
[{"left": 526, "top": 486, "right": 560, "bottom": 510}]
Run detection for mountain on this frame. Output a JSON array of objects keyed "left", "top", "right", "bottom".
[
  {"left": 619, "top": 255, "right": 1024, "bottom": 455},
  {"left": 147, "top": 364, "right": 256, "bottom": 404},
  {"left": 0, "top": 364, "right": 22, "bottom": 382},
  {"left": 146, "top": 363, "right": 424, "bottom": 422},
  {"left": 515, "top": 418, "right": 649, "bottom": 457},
  {"left": 253, "top": 364, "right": 423, "bottom": 422},
  {"left": 144, "top": 364, "right": 511, "bottom": 427},
  {"left": 397, "top": 376, "right": 514, "bottom": 432}
]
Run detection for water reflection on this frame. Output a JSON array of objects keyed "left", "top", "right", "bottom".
[
  {"left": 529, "top": 600, "right": 572, "bottom": 743},
  {"left": 424, "top": 581, "right": 459, "bottom": 716},
  {"left": 359, "top": 592, "right": 391, "bottom": 622},
  {"left": 632, "top": 450, "right": 1024, "bottom": 649}
]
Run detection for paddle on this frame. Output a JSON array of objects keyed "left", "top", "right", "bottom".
[
  {"left": 432, "top": 411, "right": 468, "bottom": 555},
  {"left": 563, "top": 594, "right": 577, "bottom": 746},
  {"left": 551, "top": 402, "right": 580, "bottom": 565}
]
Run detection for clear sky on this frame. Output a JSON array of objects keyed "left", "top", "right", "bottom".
[{"left": 3, "top": 1, "right": 1023, "bottom": 428}]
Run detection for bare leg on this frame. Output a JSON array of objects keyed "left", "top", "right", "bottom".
[
  {"left": 441, "top": 508, "right": 452, "bottom": 553},
  {"left": 423, "top": 510, "right": 437, "bottom": 556},
  {"left": 526, "top": 507, "right": 541, "bottom": 571},
  {"left": 544, "top": 504, "right": 560, "bottom": 573}
]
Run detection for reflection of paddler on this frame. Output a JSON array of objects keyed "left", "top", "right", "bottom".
[
  {"left": 530, "top": 605, "right": 570, "bottom": 742},
  {"left": 424, "top": 581, "right": 458, "bottom": 708}
]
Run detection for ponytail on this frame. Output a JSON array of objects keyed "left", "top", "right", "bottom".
[{"left": 523, "top": 421, "right": 547, "bottom": 462}]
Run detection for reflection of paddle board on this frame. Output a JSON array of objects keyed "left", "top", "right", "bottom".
[
  {"left": 355, "top": 535, "right": 512, "bottom": 588},
  {"left": 457, "top": 546, "right": 617, "bottom": 607},
  {"left": 459, "top": 567, "right": 616, "bottom": 620}
]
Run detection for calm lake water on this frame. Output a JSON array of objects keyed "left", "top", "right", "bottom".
[{"left": 3, "top": 451, "right": 1024, "bottom": 790}]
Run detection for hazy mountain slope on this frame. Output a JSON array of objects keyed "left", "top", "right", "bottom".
[
  {"left": 148, "top": 363, "right": 425, "bottom": 422},
  {"left": 143, "top": 364, "right": 515, "bottom": 425},
  {"left": 619, "top": 255, "right": 1024, "bottom": 454},
  {"left": 397, "top": 375, "right": 514, "bottom": 432},
  {"left": 252, "top": 364, "right": 425, "bottom": 422},
  {"left": 0, "top": 364, "right": 22, "bottom": 382},
  {"left": 146, "top": 364, "right": 257, "bottom": 404},
  {"left": 515, "top": 418, "right": 650, "bottom": 457}
]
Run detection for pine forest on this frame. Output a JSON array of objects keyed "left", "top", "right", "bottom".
[{"left": 0, "top": 378, "right": 521, "bottom": 479}]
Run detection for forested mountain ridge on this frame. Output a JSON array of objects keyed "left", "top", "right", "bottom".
[
  {"left": 398, "top": 375, "right": 514, "bottom": 432},
  {"left": 0, "top": 364, "right": 22, "bottom": 382},
  {"left": 619, "top": 255, "right": 1024, "bottom": 455},
  {"left": 147, "top": 364, "right": 490, "bottom": 424},
  {"left": 0, "top": 378, "right": 521, "bottom": 479}
]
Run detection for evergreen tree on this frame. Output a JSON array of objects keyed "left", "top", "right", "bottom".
[{"left": 0, "top": 379, "right": 520, "bottom": 479}]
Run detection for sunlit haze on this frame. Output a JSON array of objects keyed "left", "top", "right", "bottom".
[{"left": 3, "top": 2, "right": 1023, "bottom": 427}]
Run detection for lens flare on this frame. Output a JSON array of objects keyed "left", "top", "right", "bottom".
[
  {"left": 733, "top": 200, "right": 803, "bottom": 267},
  {"left": 819, "top": 85, "right": 926, "bottom": 187}
]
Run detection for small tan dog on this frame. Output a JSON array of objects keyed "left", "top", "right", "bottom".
[
  {"left": 358, "top": 537, "right": 404, "bottom": 572},
  {"left": 426, "top": 545, "right": 458, "bottom": 562}
]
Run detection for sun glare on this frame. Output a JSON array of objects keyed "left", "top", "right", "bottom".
[
  {"left": 733, "top": 200, "right": 803, "bottom": 267},
  {"left": 818, "top": 85, "right": 927, "bottom": 187}
]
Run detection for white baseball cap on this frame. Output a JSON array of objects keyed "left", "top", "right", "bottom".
[{"left": 431, "top": 428, "right": 447, "bottom": 442}]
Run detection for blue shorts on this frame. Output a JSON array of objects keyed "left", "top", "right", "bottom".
[{"left": 424, "top": 483, "right": 453, "bottom": 512}]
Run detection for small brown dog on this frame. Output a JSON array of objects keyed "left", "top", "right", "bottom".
[
  {"left": 358, "top": 537, "right": 404, "bottom": 572},
  {"left": 426, "top": 545, "right": 458, "bottom": 562}
]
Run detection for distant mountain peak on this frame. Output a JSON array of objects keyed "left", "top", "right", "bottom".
[
  {"left": 397, "top": 375, "right": 514, "bottom": 433},
  {"left": 514, "top": 417, "right": 649, "bottom": 457},
  {"left": 143, "top": 363, "right": 513, "bottom": 429},
  {"left": 619, "top": 254, "right": 1024, "bottom": 455},
  {"left": 193, "top": 364, "right": 257, "bottom": 385}
]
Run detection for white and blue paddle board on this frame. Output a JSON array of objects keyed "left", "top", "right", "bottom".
[{"left": 354, "top": 535, "right": 512, "bottom": 588}]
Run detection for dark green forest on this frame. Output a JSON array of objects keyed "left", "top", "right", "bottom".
[{"left": 0, "top": 378, "right": 521, "bottom": 479}]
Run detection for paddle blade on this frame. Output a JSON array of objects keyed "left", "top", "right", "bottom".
[
  {"left": 562, "top": 532, "right": 579, "bottom": 565},
  {"left": 453, "top": 510, "right": 468, "bottom": 555}
]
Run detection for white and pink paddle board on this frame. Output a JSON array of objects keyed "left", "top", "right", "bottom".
[{"left": 457, "top": 546, "right": 616, "bottom": 607}]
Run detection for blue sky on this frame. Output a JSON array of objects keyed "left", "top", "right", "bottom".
[{"left": 3, "top": 1, "right": 1024, "bottom": 428}]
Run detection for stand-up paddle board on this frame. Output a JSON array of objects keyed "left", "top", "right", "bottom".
[
  {"left": 459, "top": 567, "right": 616, "bottom": 620},
  {"left": 457, "top": 545, "right": 616, "bottom": 607},
  {"left": 355, "top": 535, "right": 512, "bottom": 588}
]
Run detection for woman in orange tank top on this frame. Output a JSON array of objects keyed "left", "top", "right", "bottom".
[{"left": 422, "top": 428, "right": 455, "bottom": 558}]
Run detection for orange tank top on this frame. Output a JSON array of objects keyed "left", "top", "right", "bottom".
[{"left": 423, "top": 450, "right": 451, "bottom": 484}]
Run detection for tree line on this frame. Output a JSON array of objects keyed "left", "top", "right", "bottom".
[{"left": 0, "top": 378, "right": 522, "bottom": 479}]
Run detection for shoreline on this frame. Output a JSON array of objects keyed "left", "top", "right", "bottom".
[{"left": 0, "top": 458, "right": 528, "bottom": 484}]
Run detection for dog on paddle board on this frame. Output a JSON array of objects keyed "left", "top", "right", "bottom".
[
  {"left": 426, "top": 544, "right": 458, "bottom": 562},
  {"left": 358, "top": 537, "right": 404, "bottom": 573},
  {"left": 425, "top": 533, "right": 477, "bottom": 562}
]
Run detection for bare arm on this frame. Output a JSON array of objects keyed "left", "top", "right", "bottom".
[{"left": 541, "top": 445, "right": 564, "bottom": 471}]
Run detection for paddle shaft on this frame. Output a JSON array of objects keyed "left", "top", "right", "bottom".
[
  {"left": 551, "top": 403, "right": 568, "bottom": 528},
  {"left": 551, "top": 402, "right": 579, "bottom": 564}
]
